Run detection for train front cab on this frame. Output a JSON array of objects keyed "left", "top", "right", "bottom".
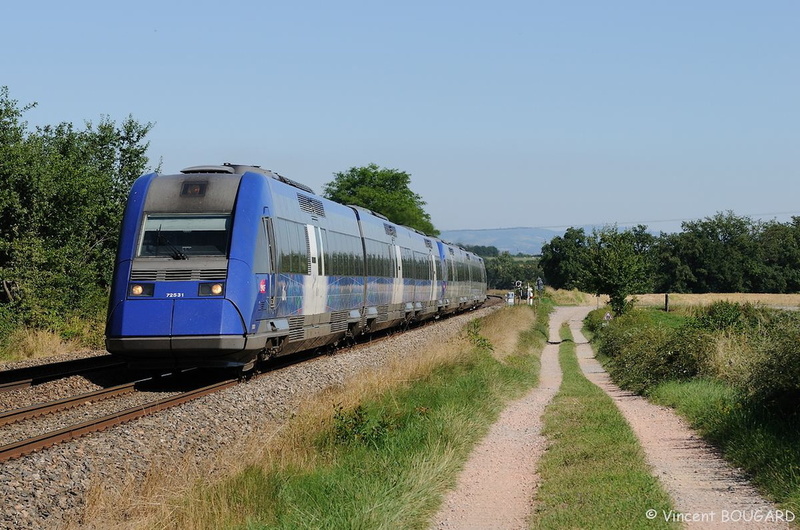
[{"left": 106, "top": 168, "right": 260, "bottom": 370}]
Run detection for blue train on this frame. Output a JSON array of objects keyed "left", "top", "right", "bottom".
[{"left": 105, "top": 163, "right": 487, "bottom": 371}]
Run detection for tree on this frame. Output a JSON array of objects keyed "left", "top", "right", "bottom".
[
  {"left": 0, "top": 86, "right": 154, "bottom": 331},
  {"left": 322, "top": 163, "right": 438, "bottom": 236},
  {"left": 750, "top": 218, "right": 800, "bottom": 293},
  {"left": 484, "top": 252, "right": 543, "bottom": 290},
  {"left": 656, "top": 212, "right": 758, "bottom": 293},
  {"left": 582, "top": 226, "right": 651, "bottom": 314},
  {"left": 458, "top": 244, "right": 500, "bottom": 257},
  {"left": 539, "top": 227, "right": 589, "bottom": 290}
]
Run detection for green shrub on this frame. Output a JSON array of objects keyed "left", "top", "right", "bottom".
[
  {"left": 594, "top": 309, "right": 712, "bottom": 394},
  {"left": 332, "top": 404, "right": 398, "bottom": 448},
  {"left": 692, "top": 300, "right": 749, "bottom": 331},
  {"left": 597, "top": 302, "right": 800, "bottom": 411},
  {"left": 583, "top": 307, "right": 607, "bottom": 336},
  {"left": 744, "top": 314, "right": 800, "bottom": 409}
]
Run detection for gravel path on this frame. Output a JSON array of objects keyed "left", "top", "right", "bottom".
[
  {"left": 430, "top": 306, "right": 576, "bottom": 529},
  {"left": 569, "top": 313, "right": 792, "bottom": 529},
  {"left": 430, "top": 306, "right": 793, "bottom": 529}
]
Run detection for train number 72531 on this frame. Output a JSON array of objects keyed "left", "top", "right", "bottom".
[{"left": 166, "top": 292, "right": 185, "bottom": 298}]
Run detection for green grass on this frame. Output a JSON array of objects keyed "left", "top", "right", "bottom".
[
  {"left": 530, "top": 324, "right": 677, "bottom": 529},
  {"left": 649, "top": 379, "right": 800, "bottom": 512},
  {"left": 643, "top": 307, "right": 689, "bottom": 329},
  {"left": 161, "top": 310, "right": 547, "bottom": 529}
]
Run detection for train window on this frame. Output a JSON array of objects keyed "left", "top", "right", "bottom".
[
  {"left": 323, "top": 231, "right": 365, "bottom": 276},
  {"left": 419, "top": 252, "right": 431, "bottom": 280},
  {"left": 139, "top": 215, "right": 230, "bottom": 257},
  {"left": 254, "top": 218, "right": 273, "bottom": 274},
  {"left": 364, "top": 238, "right": 391, "bottom": 277},
  {"left": 401, "top": 248, "right": 414, "bottom": 279},
  {"left": 273, "top": 218, "right": 309, "bottom": 274}
]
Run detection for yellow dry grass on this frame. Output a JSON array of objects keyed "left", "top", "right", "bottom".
[
  {"left": 490, "top": 287, "right": 800, "bottom": 310},
  {"left": 479, "top": 305, "right": 537, "bottom": 361},
  {"left": 631, "top": 292, "right": 800, "bottom": 308},
  {"left": 1, "top": 328, "right": 79, "bottom": 361}
]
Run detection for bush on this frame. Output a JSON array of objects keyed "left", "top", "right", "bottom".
[
  {"left": 593, "top": 310, "right": 653, "bottom": 359},
  {"left": 593, "top": 309, "right": 712, "bottom": 394},
  {"left": 596, "top": 303, "right": 800, "bottom": 412},
  {"left": 583, "top": 307, "right": 607, "bottom": 336},
  {"left": 744, "top": 313, "right": 800, "bottom": 409},
  {"left": 0, "top": 87, "right": 153, "bottom": 349},
  {"left": 690, "top": 301, "right": 768, "bottom": 333}
]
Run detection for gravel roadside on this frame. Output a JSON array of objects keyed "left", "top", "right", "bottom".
[{"left": 0, "top": 308, "right": 495, "bottom": 530}]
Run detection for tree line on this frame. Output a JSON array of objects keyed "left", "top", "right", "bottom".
[
  {"left": 540, "top": 212, "right": 800, "bottom": 312},
  {"left": 0, "top": 87, "right": 153, "bottom": 344}
]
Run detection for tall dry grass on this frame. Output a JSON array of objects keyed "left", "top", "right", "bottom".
[
  {"left": 705, "top": 331, "right": 760, "bottom": 387},
  {"left": 0, "top": 328, "right": 80, "bottom": 362},
  {"left": 480, "top": 305, "right": 536, "bottom": 361},
  {"left": 77, "top": 305, "right": 538, "bottom": 529},
  {"left": 546, "top": 287, "right": 607, "bottom": 306},
  {"left": 633, "top": 292, "right": 800, "bottom": 308}
]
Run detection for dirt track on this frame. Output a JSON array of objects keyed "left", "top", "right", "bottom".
[{"left": 430, "top": 306, "right": 791, "bottom": 529}]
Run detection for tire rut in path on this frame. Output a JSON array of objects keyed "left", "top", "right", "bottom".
[
  {"left": 430, "top": 306, "right": 579, "bottom": 529},
  {"left": 568, "top": 316, "right": 791, "bottom": 530}
]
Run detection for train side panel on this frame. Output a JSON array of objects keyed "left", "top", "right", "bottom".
[{"left": 256, "top": 178, "right": 366, "bottom": 356}]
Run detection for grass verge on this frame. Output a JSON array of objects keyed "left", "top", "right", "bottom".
[
  {"left": 530, "top": 324, "right": 676, "bottom": 529},
  {"left": 0, "top": 327, "right": 81, "bottom": 362},
  {"left": 649, "top": 379, "right": 800, "bottom": 512},
  {"left": 0, "top": 310, "right": 105, "bottom": 363},
  {"left": 110, "top": 304, "right": 550, "bottom": 529}
]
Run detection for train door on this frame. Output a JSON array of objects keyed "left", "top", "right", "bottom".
[
  {"left": 304, "top": 224, "right": 327, "bottom": 315},
  {"left": 392, "top": 244, "right": 404, "bottom": 305},
  {"left": 448, "top": 249, "right": 458, "bottom": 301},
  {"left": 261, "top": 217, "right": 278, "bottom": 310},
  {"left": 429, "top": 252, "right": 437, "bottom": 302}
]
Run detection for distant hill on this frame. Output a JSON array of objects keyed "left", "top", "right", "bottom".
[
  {"left": 441, "top": 224, "right": 655, "bottom": 255},
  {"left": 439, "top": 227, "right": 561, "bottom": 256}
]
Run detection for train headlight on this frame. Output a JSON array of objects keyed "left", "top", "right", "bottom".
[
  {"left": 199, "top": 282, "right": 225, "bottom": 296},
  {"left": 129, "top": 283, "right": 154, "bottom": 297}
]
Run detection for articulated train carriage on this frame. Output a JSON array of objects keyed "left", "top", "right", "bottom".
[{"left": 105, "top": 163, "right": 487, "bottom": 371}]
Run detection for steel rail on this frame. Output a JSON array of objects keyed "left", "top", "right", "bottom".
[
  {"left": 0, "top": 382, "right": 140, "bottom": 427},
  {"left": 0, "top": 356, "right": 126, "bottom": 393},
  {"left": 0, "top": 378, "right": 238, "bottom": 463}
]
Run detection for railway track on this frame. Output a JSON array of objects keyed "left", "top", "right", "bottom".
[
  {"left": 0, "top": 376, "right": 237, "bottom": 463},
  {"left": 0, "top": 381, "right": 140, "bottom": 427},
  {"left": 0, "top": 319, "right": 433, "bottom": 463},
  {"left": 0, "top": 355, "right": 126, "bottom": 393},
  {"left": 0, "top": 300, "right": 503, "bottom": 464}
]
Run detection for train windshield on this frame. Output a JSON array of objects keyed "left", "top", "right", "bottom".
[{"left": 138, "top": 215, "right": 231, "bottom": 258}]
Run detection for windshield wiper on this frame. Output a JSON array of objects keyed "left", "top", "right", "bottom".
[{"left": 156, "top": 226, "right": 188, "bottom": 260}]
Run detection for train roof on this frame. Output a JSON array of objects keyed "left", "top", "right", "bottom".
[{"left": 181, "top": 163, "right": 315, "bottom": 195}]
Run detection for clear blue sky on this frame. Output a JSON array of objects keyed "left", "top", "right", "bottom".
[{"left": 4, "top": 1, "right": 798, "bottom": 232}]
